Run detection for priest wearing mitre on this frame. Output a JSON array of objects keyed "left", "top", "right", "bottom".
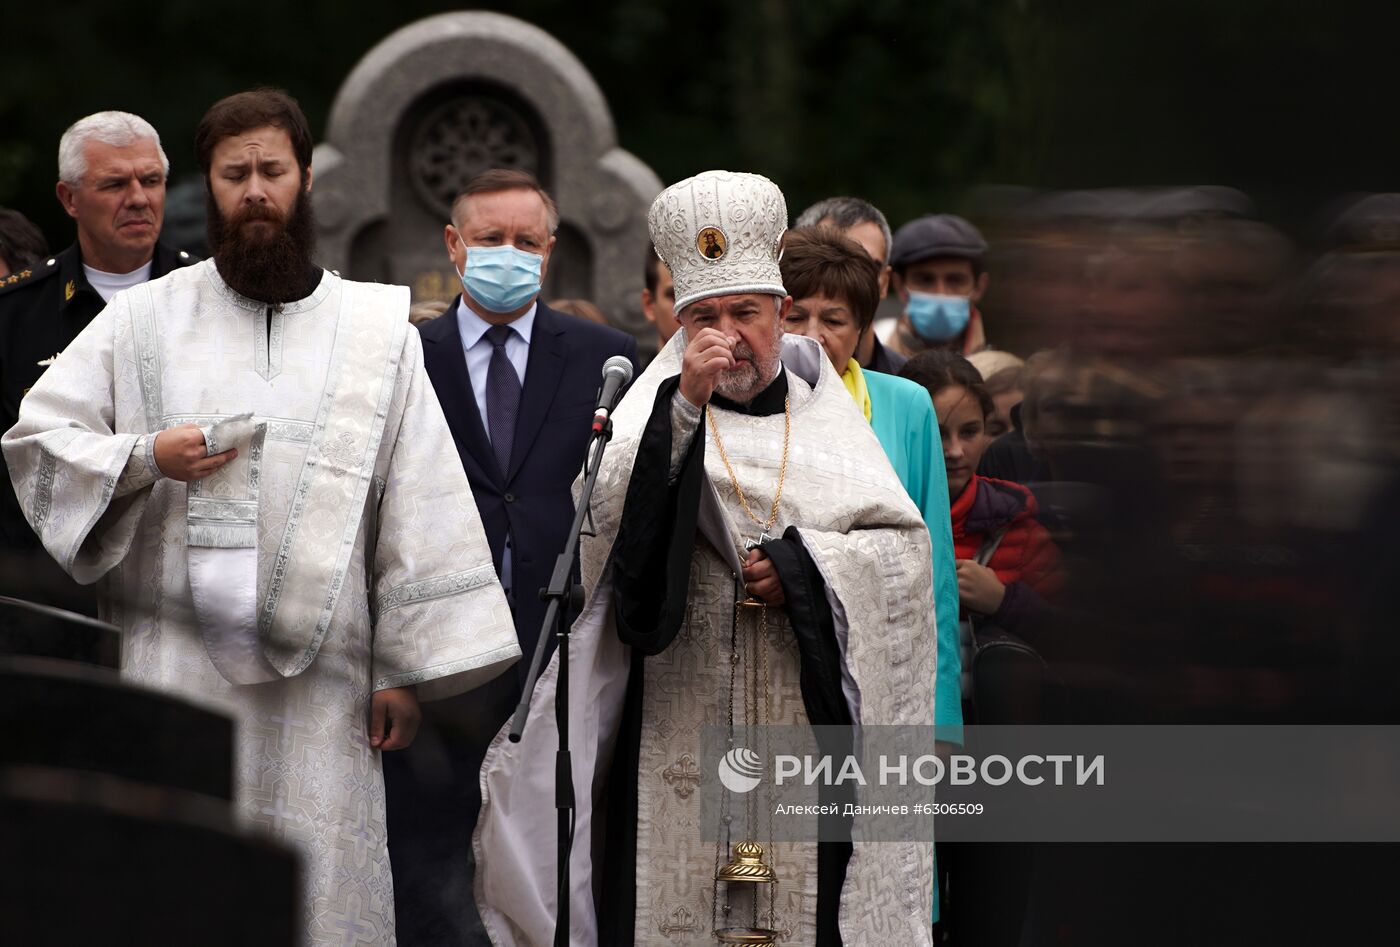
[{"left": 474, "top": 170, "right": 936, "bottom": 946}]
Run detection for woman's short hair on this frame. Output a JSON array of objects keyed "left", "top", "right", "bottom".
[{"left": 779, "top": 226, "right": 882, "bottom": 332}]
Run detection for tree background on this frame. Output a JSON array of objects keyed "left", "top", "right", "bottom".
[{"left": 3, "top": 0, "right": 1397, "bottom": 249}]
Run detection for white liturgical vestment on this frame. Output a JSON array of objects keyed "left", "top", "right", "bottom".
[
  {"left": 474, "top": 334, "right": 936, "bottom": 946},
  {"left": 3, "top": 260, "right": 520, "bottom": 945}
]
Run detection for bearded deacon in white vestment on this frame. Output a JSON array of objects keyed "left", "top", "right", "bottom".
[
  {"left": 474, "top": 171, "right": 935, "bottom": 946},
  {"left": 2, "top": 90, "right": 520, "bottom": 946}
]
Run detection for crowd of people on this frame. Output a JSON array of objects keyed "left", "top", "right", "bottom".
[{"left": 2, "top": 87, "right": 1397, "bottom": 947}]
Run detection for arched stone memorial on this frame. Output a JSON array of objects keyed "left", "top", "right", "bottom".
[{"left": 313, "top": 11, "right": 662, "bottom": 340}]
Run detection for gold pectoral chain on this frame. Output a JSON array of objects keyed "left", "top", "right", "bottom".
[{"left": 705, "top": 396, "right": 791, "bottom": 546}]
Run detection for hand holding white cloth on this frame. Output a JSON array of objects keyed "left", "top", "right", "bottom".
[{"left": 153, "top": 420, "right": 239, "bottom": 481}]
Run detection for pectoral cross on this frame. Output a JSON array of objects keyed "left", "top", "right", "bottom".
[
  {"left": 738, "top": 532, "right": 771, "bottom": 608},
  {"left": 743, "top": 532, "right": 771, "bottom": 553}
]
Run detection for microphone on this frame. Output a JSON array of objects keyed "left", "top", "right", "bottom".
[{"left": 591, "top": 355, "right": 635, "bottom": 432}]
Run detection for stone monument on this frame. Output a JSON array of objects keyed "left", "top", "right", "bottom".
[{"left": 313, "top": 12, "right": 663, "bottom": 342}]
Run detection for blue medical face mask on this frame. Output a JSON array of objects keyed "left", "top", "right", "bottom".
[
  {"left": 457, "top": 241, "right": 543, "bottom": 313},
  {"left": 906, "top": 291, "right": 971, "bottom": 342}
]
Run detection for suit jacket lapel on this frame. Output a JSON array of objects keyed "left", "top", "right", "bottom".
[
  {"left": 508, "top": 303, "right": 566, "bottom": 482},
  {"left": 421, "top": 297, "right": 504, "bottom": 483}
]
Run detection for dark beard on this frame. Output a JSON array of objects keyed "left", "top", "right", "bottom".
[{"left": 207, "top": 183, "right": 318, "bottom": 304}]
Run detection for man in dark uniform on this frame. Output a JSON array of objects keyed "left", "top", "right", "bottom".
[{"left": 0, "top": 110, "right": 196, "bottom": 611}]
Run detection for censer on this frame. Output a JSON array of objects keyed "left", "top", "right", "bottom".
[
  {"left": 708, "top": 405, "right": 793, "bottom": 945},
  {"left": 714, "top": 840, "right": 777, "bottom": 945},
  {"left": 712, "top": 578, "right": 780, "bottom": 945}
]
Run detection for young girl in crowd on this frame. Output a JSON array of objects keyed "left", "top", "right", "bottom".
[
  {"left": 903, "top": 350, "right": 1063, "bottom": 946},
  {"left": 900, "top": 350, "right": 1063, "bottom": 640}
]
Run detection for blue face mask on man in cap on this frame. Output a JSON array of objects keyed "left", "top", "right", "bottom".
[
  {"left": 906, "top": 291, "right": 971, "bottom": 342},
  {"left": 457, "top": 240, "right": 543, "bottom": 313}
]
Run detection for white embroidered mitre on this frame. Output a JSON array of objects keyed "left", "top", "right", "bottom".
[{"left": 647, "top": 169, "right": 789, "bottom": 311}]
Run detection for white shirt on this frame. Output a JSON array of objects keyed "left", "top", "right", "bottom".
[
  {"left": 83, "top": 261, "right": 153, "bottom": 303},
  {"left": 456, "top": 297, "right": 535, "bottom": 440}
]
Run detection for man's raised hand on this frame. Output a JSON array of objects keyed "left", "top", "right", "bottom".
[
  {"left": 153, "top": 423, "right": 237, "bottom": 482},
  {"left": 679, "top": 327, "right": 737, "bottom": 407}
]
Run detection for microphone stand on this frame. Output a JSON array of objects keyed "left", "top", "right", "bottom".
[{"left": 508, "top": 416, "right": 614, "bottom": 947}]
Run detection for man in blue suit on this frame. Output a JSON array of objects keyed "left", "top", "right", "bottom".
[{"left": 384, "top": 169, "right": 638, "bottom": 945}]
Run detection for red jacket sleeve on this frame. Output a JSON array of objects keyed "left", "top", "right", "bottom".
[{"left": 1015, "top": 518, "right": 1064, "bottom": 602}]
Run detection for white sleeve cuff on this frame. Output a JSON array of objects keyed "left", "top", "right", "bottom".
[{"left": 668, "top": 389, "right": 703, "bottom": 480}]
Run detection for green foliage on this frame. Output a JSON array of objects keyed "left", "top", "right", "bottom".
[
  {"left": 3, "top": 0, "right": 1393, "bottom": 247},
  {"left": 0, "top": 0, "right": 1035, "bottom": 245}
]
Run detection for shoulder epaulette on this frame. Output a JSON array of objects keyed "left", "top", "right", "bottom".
[{"left": 0, "top": 256, "right": 60, "bottom": 296}]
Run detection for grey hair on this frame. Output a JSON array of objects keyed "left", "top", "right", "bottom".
[
  {"left": 794, "top": 196, "right": 893, "bottom": 264},
  {"left": 58, "top": 111, "right": 170, "bottom": 186}
]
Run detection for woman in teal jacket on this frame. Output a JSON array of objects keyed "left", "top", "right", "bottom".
[
  {"left": 781, "top": 228, "right": 961, "bottom": 924},
  {"left": 779, "top": 229, "right": 962, "bottom": 745},
  {"left": 861, "top": 369, "right": 962, "bottom": 738}
]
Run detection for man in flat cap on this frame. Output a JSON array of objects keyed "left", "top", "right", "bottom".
[
  {"left": 883, "top": 213, "right": 993, "bottom": 359},
  {"left": 474, "top": 170, "right": 937, "bottom": 945}
]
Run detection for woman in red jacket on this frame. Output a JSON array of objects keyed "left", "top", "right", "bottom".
[{"left": 900, "top": 351, "right": 1063, "bottom": 636}]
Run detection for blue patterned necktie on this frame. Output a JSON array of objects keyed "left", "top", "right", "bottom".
[{"left": 484, "top": 324, "right": 520, "bottom": 474}]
